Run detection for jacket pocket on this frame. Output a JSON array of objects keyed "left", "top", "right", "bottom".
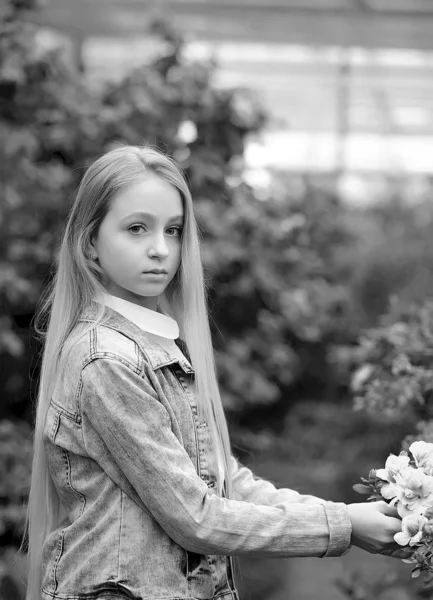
[
  {"left": 186, "top": 550, "right": 212, "bottom": 578},
  {"left": 89, "top": 581, "right": 135, "bottom": 598}
]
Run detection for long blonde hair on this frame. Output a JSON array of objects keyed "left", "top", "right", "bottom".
[{"left": 21, "top": 145, "right": 233, "bottom": 600}]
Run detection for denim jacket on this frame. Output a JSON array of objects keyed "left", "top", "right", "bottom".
[{"left": 41, "top": 300, "right": 352, "bottom": 600}]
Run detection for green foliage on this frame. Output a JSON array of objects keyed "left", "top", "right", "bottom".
[
  {"left": 208, "top": 180, "right": 361, "bottom": 420},
  {"left": 0, "top": 419, "right": 32, "bottom": 545},
  {"left": 352, "top": 298, "right": 433, "bottom": 427},
  {"left": 345, "top": 185, "right": 433, "bottom": 319}
]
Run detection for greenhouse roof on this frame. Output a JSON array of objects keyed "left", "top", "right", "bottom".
[{"left": 34, "top": 0, "right": 433, "bottom": 52}]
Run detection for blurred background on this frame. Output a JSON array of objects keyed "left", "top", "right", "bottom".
[{"left": 2, "top": 0, "right": 433, "bottom": 598}]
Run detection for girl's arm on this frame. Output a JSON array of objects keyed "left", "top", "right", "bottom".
[
  {"left": 229, "top": 457, "right": 411, "bottom": 559},
  {"left": 80, "top": 357, "right": 400, "bottom": 560},
  {"left": 230, "top": 455, "right": 328, "bottom": 506},
  {"left": 228, "top": 456, "right": 351, "bottom": 556}
]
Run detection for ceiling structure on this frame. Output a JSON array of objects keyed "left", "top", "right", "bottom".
[
  {"left": 32, "top": 0, "right": 433, "bottom": 174},
  {"left": 33, "top": 0, "right": 433, "bottom": 51}
]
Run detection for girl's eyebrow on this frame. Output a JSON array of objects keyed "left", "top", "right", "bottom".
[{"left": 121, "top": 211, "right": 184, "bottom": 222}]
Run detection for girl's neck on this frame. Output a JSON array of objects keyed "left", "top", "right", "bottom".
[{"left": 103, "top": 287, "right": 158, "bottom": 311}]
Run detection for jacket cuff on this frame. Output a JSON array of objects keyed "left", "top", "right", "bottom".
[{"left": 321, "top": 502, "right": 352, "bottom": 557}]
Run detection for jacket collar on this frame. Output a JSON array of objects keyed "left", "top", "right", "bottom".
[
  {"left": 95, "top": 293, "right": 179, "bottom": 339},
  {"left": 78, "top": 299, "right": 194, "bottom": 375}
]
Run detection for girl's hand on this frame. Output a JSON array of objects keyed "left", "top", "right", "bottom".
[{"left": 347, "top": 501, "right": 409, "bottom": 557}]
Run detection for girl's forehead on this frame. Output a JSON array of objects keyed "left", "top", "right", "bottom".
[{"left": 109, "top": 176, "right": 184, "bottom": 219}]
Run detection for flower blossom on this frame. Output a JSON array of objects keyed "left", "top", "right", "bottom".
[
  {"left": 409, "top": 441, "right": 433, "bottom": 476},
  {"left": 355, "top": 442, "right": 433, "bottom": 578},
  {"left": 395, "top": 514, "right": 427, "bottom": 546},
  {"left": 376, "top": 453, "right": 410, "bottom": 484},
  {"left": 391, "top": 470, "right": 433, "bottom": 518}
]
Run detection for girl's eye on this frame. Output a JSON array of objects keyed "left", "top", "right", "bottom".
[
  {"left": 128, "top": 225, "right": 146, "bottom": 235},
  {"left": 128, "top": 225, "right": 182, "bottom": 236},
  {"left": 167, "top": 226, "right": 182, "bottom": 237}
]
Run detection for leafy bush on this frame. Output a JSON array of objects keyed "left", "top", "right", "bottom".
[
  {"left": 0, "top": 419, "right": 31, "bottom": 546},
  {"left": 0, "top": 418, "right": 31, "bottom": 597},
  {"left": 351, "top": 298, "right": 433, "bottom": 434}
]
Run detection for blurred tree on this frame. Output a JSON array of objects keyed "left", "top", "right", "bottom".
[
  {"left": 0, "top": 419, "right": 31, "bottom": 547},
  {"left": 350, "top": 193, "right": 433, "bottom": 325},
  {"left": 351, "top": 297, "right": 433, "bottom": 431},
  {"left": 206, "top": 178, "right": 362, "bottom": 432}
]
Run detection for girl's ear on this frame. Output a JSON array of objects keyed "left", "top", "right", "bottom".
[{"left": 88, "top": 238, "right": 98, "bottom": 261}]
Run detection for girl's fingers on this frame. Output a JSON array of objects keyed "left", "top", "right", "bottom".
[
  {"left": 380, "top": 546, "right": 414, "bottom": 559},
  {"left": 381, "top": 503, "right": 400, "bottom": 519},
  {"left": 385, "top": 516, "right": 403, "bottom": 531}
]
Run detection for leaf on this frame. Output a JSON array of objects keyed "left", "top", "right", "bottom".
[
  {"left": 368, "top": 495, "right": 380, "bottom": 502},
  {"left": 353, "top": 483, "right": 372, "bottom": 494}
]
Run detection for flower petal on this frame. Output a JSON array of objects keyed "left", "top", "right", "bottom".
[
  {"left": 395, "top": 532, "right": 410, "bottom": 546},
  {"left": 397, "top": 503, "right": 412, "bottom": 518},
  {"left": 381, "top": 483, "right": 399, "bottom": 500},
  {"left": 409, "top": 531, "right": 424, "bottom": 546},
  {"left": 376, "top": 469, "right": 390, "bottom": 482}
]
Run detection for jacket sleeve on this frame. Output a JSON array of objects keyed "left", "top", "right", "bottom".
[
  {"left": 80, "top": 357, "right": 352, "bottom": 558},
  {"left": 230, "top": 455, "right": 327, "bottom": 506},
  {"left": 229, "top": 455, "right": 352, "bottom": 556}
]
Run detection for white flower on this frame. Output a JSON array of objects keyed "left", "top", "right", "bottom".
[
  {"left": 376, "top": 453, "right": 410, "bottom": 483},
  {"left": 409, "top": 441, "right": 433, "bottom": 475},
  {"left": 390, "top": 469, "right": 433, "bottom": 518},
  {"left": 395, "top": 514, "right": 426, "bottom": 546}
]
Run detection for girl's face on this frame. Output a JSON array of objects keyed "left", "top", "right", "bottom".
[{"left": 90, "top": 173, "right": 184, "bottom": 310}]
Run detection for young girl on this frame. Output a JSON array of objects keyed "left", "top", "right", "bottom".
[{"left": 23, "top": 145, "right": 406, "bottom": 600}]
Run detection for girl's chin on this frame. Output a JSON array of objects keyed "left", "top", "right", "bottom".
[{"left": 132, "top": 282, "right": 169, "bottom": 297}]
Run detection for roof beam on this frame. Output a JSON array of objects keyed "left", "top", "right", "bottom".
[{"left": 136, "top": 1, "right": 433, "bottom": 19}]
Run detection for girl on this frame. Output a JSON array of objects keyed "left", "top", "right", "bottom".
[{"left": 23, "top": 145, "right": 406, "bottom": 600}]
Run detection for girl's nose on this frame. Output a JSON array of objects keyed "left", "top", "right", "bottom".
[{"left": 147, "top": 233, "right": 169, "bottom": 258}]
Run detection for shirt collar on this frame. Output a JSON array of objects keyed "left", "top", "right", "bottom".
[{"left": 93, "top": 293, "right": 179, "bottom": 340}]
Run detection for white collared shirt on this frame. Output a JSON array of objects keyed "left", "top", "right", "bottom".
[
  {"left": 98, "top": 293, "right": 179, "bottom": 338},
  {"left": 94, "top": 292, "right": 186, "bottom": 363}
]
